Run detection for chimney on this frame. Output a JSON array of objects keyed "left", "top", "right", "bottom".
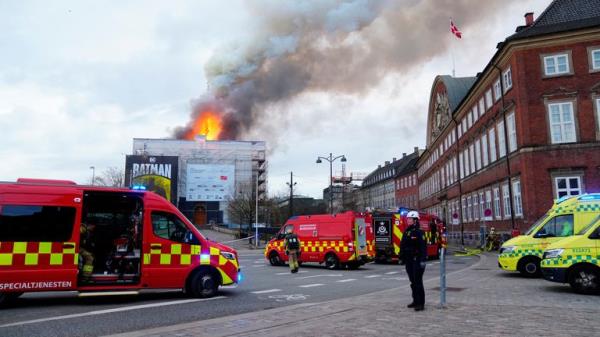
[
  {"left": 414, "top": 146, "right": 419, "bottom": 153},
  {"left": 393, "top": 157, "right": 397, "bottom": 162},
  {"left": 524, "top": 12, "right": 534, "bottom": 26},
  {"left": 402, "top": 153, "right": 407, "bottom": 158},
  {"left": 378, "top": 165, "right": 382, "bottom": 168},
  {"left": 385, "top": 161, "right": 390, "bottom": 166}
]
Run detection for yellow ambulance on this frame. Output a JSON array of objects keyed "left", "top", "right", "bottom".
[
  {"left": 498, "top": 194, "right": 600, "bottom": 277},
  {"left": 541, "top": 209, "right": 600, "bottom": 294}
]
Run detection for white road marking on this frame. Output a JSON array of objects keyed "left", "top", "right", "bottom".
[
  {"left": 336, "top": 279, "right": 356, "bottom": 283},
  {"left": 385, "top": 271, "right": 399, "bottom": 275},
  {"left": 251, "top": 289, "right": 282, "bottom": 294},
  {"left": 299, "top": 283, "right": 324, "bottom": 288},
  {"left": 297, "top": 274, "right": 342, "bottom": 279},
  {"left": 364, "top": 274, "right": 382, "bottom": 278},
  {"left": 382, "top": 277, "right": 408, "bottom": 281},
  {"left": 252, "top": 265, "right": 265, "bottom": 268},
  {"left": 268, "top": 294, "right": 309, "bottom": 302},
  {"left": 0, "top": 296, "right": 226, "bottom": 328},
  {"left": 254, "top": 260, "right": 263, "bottom": 264}
]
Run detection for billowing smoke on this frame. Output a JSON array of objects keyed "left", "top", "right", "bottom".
[{"left": 174, "top": 0, "right": 516, "bottom": 141}]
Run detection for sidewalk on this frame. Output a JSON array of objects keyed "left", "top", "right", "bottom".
[{"left": 107, "top": 253, "right": 600, "bottom": 337}]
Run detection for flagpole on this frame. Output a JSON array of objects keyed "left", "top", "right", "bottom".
[{"left": 450, "top": 18, "right": 456, "bottom": 77}]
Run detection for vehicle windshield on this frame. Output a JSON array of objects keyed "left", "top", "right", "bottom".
[
  {"left": 525, "top": 212, "right": 550, "bottom": 235},
  {"left": 576, "top": 214, "right": 600, "bottom": 235}
]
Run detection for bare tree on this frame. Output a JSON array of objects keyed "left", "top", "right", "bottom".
[
  {"left": 226, "top": 184, "right": 256, "bottom": 237},
  {"left": 92, "top": 167, "right": 125, "bottom": 187}
]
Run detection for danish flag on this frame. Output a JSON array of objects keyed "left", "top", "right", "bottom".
[{"left": 450, "top": 20, "right": 462, "bottom": 39}]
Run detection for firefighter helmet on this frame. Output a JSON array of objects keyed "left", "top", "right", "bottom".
[{"left": 407, "top": 211, "right": 419, "bottom": 219}]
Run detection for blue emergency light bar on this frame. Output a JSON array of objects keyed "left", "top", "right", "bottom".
[
  {"left": 131, "top": 185, "right": 147, "bottom": 190},
  {"left": 578, "top": 194, "right": 600, "bottom": 201}
]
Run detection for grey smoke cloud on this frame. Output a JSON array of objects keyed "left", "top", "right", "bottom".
[{"left": 174, "top": 0, "right": 516, "bottom": 141}]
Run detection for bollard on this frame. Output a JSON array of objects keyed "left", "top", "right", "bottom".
[{"left": 439, "top": 246, "right": 447, "bottom": 309}]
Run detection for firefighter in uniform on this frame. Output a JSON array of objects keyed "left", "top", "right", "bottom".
[
  {"left": 400, "top": 211, "right": 427, "bottom": 311},
  {"left": 283, "top": 227, "right": 301, "bottom": 274},
  {"left": 80, "top": 222, "right": 96, "bottom": 280}
]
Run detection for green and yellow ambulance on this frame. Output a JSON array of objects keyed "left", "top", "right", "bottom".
[
  {"left": 498, "top": 194, "right": 600, "bottom": 277},
  {"left": 541, "top": 208, "right": 600, "bottom": 294}
]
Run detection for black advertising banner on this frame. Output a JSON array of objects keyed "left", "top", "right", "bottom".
[
  {"left": 374, "top": 218, "right": 391, "bottom": 244},
  {"left": 125, "top": 155, "right": 178, "bottom": 204}
]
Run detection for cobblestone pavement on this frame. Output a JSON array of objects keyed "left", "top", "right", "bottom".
[{"left": 107, "top": 253, "right": 600, "bottom": 337}]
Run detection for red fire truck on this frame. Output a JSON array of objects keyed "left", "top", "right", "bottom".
[
  {"left": 265, "top": 211, "right": 375, "bottom": 269},
  {"left": 371, "top": 210, "right": 442, "bottom": 263},
  {"left": 0, "top": 178, "right": 240, "bottom": 307}
]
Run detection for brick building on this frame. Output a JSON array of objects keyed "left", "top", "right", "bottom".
[
  {"left": 359, "top": 148, "right": 421, "bottom": 211},
  {"left": 417, "top": 0, "right": 600, "bottom": 245}
]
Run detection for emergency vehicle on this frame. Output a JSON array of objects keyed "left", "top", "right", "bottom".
[
  {"left": 541, "top": 196, "right": 600, "bottom": 294},
  {"left": 265, "top": 211, "right": 375, "bottom": 269},
  {"left": 0, "top": 178, "right": 240, "bottom": 307},
  {"left": 498, "top": 193, "right": 600, "bottom": 277},
  {"left": 371, "top": 210, "right": 442, "bottom": 263}
]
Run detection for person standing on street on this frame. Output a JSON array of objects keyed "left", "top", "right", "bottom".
[
  {"left": 283, "top": 227, "right": 301, "bottom": 273},
  {"left": 400, "top": 211, "right": 427, "bottom": 311}
]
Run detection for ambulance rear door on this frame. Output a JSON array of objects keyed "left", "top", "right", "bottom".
[{"left": 0, "top": 188, "right": 81, "bottom": 292}]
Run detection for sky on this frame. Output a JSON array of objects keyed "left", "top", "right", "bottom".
[{"left": 0, "top": 0, "right": 553, "bottom": 199}]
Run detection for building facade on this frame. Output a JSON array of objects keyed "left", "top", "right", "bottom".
[
  {"left": 418, "top": 1, "right": 600, "bottom": 245},
  {"left": 359, "top": 149, "right": 421, "bottom": 211},
  {"left": 130, "top": 136, "right": 267, "bottom": 226}
]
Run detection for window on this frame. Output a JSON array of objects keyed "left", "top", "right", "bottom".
[
  {"left": 591, "top": 48, "right": 600, "bottom": 70},
  {"left": 596, "top": 99, "right": 600, "bottom": 135},
  {"left": 502, "top": 183, "right": 511, "bottom": 218},
  {"left": 462, "top": 197, "right": 467, "bottom": 222},
  {"left": 513, "top": 179, "right": 523, "bottom": 217},
  {"left": 485, "top": 190, "right": 492, "bottom": 218},
  {"left": 548, "top": 102, "right": 576, "bottom": 144},
  {"left": 485, "top": 89, "right": 493, "bottom": 110},
  {"left": 468, "top": 110, "right": 473, "bottom": 128},
  {"left": 479, "top": 191, "right": 485, "bottom": 221},
  {"left": 481, "top": 134, "right": 489, "bottom": 167},
  {"left": 469, "top": 143, "right": 476, "bottom": 174},
  {"left": 507, "top": 112, "right": 517, "bottom": 152},
  {"left": 152, "top": 211, "right": 196, "bottom": 244},
  {"left": 497, "top": 120, "right": 506, "bottom": 158},
  {"left": 503, "top": 67, "right": 513, "bottom": 91},
  {"left": 473, "top": 194, "right": 479, "bottom": 220},
  {"left": 493, "top": 187, "right": 501, "bottom": 220},
  {"left": 461, "top": 118, "right": 467, "bottom": 135},
  {"left": 488, "top": 128, "right": 497, "bottom": 162},
  {"left": 544, "top": 54, "right": 570, "bottom": 76},
  {"left": 467, "top": 196, "right": 472, "bottom": 222},
  {"left": 494, "top": 79, "right": 502, "bottom": 101},
  {"left": 0, "top": 205, "right": 76, "bottom": 242},
  {"left": 459, "top": 151, "right": 465, "bottom": 179},
  {"left": 475, "top": 139, "right": 481, "bottom": 171},
  {"left": 479, "top": 98, "right": 485, "bottom": 117},
  {"left": 536, "top": 214, "right": 574, "bottom": 238},
  {"left": 473, "top": 106, "right": 479, "bottom": 122},
  {"left": 554, "top": 176, "right": 582, "bottom": 199}
]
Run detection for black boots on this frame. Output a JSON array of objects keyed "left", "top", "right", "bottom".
[{"left": 407, "top": 303, "right": 424, "bottom": 311}]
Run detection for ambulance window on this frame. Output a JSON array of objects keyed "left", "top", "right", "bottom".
[
  {"left": 536, "top": 214, "right": 574, "bottom": 238},
  {"left": 577, "top": 214, "right": 600, "bottom": 235},
  {"left": 0, "top": 205, "right": 76, "bottom": 242},
  {"left": 151, "top": 211, "right": 198, "bottom": 244}
]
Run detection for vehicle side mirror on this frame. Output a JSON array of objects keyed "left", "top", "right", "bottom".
[{"left": 277, "top": 233, "right": 285, "bottom": 240}]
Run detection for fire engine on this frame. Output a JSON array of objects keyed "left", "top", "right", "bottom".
[
  {"left": 265, "top": 211, "right": 375, "bottom": 269},
  {"left": 0, "top": 178, "right": 240, "bottom": 307},
  {"left": 371, "top": 210, "right": 442, "bottom": 263}
]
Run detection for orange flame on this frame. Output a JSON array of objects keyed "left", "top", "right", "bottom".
[{"left": 186, "top": 111, "right": 223, "bottom": 141}]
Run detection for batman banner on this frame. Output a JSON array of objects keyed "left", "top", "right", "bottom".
[{"left": 125, "top": 155, "right": 179, "bottom": 204}]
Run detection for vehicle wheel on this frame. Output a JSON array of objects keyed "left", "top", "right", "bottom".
[
  {"left": 569, "top": 265, "right": 600, "bottom": 295},
  {"left": 189, "top": 270, "right": 219, "bottom": 298},
  {"left": 269, "top": 251, "right": 283, "bottom": 266},
  {"left": 518, "top": 257, "right": 542, "bottom": 278},
  {"left": 0, "top": 292, "right": 22, "bottom": 307},
  {"left": 325, "top": 253, "right": 340, "bottom": 270}
]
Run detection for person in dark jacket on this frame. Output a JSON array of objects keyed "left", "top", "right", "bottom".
[{"left": 399, "top": 211, "right": 427, "bottom": 311}]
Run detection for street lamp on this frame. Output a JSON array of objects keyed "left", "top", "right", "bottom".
[
  {"left": 316, "top": 153, "right": 347, "bottom": 214},
  {"left": 89, "top": 166, "right": 95, "bottom": 186}
]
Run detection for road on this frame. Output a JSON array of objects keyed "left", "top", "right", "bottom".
[{"left": 0, "top": 251, "right": 478, "bottom": 337}]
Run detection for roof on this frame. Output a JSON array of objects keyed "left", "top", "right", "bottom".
[
  {"left": 508, "top": 0, "right": 600, "bottom": 41},
  {"left": 362, "top": 151, "right": 420, "bottom": 187},
  {"left": 437, "top": 76, "right": 477, "bottom": 112}
]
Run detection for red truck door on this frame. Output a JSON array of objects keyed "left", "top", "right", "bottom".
[
  {"left": 0, "top": 190, "right": 81, "bottom": 292},
  {"left": 142, "top": 210, "right": 201, "bottom": 288}
]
